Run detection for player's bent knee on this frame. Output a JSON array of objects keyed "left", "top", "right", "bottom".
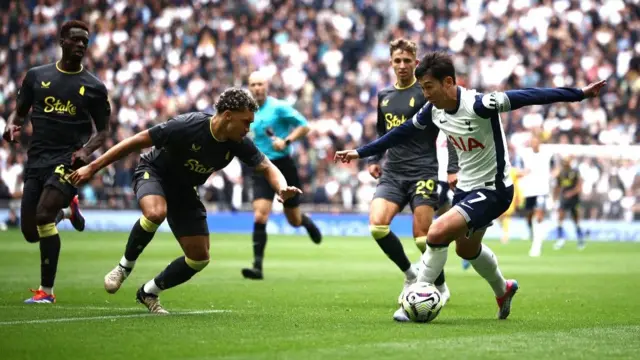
[
  {"left": 21, "top": 228, "right": 40, "bottom": 243},
  {"left": 369, "top": 225, "right": 390, "bottom": 240},
  {"left": 35, "top": 209, "right": 57, "bottom": 226},
  {"left": 426, "top": 221, "right": 450, "bottom": 245},
  {"left": 254, "top": 211, "right": 270, "bottom": 224},
  {"left": 183, "top": 245, "right": 210, "bottom": 262},
  {"left": 185, "top": 257, "right": 210, "bottom": 271},
  {"left": 142, "top": 207, "right": 166, "bottom": 225}
]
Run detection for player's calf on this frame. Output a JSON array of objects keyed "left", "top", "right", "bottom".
[
  {"left": 139, "top": 236, "right": 210, "bottom": 310},
  {"left": 34, "top": 194, "right": 66, "bottom": 300},
  {"left": 370, "top": 225, "right": 413, "bottom": 276},
  {"left": 285, "top": 208, "right": 322, "bottom": 244},
  {"left": 104, "top": 214, "right": 163, "bottom": 295},
  {"left": 151, "top": 255, "right": 210, "bottom": 290},
  {"left": 244, "top": 221, "right": 267, "bottom": 278},
  {"left": 138, "top": 254, "right": 209, "bottom": 313},
  {"left": 21, "top": 226, "right": 40, "bottom": 243},
  {"left": 124, "top": 215, "right": 162, "bottom": 264},
  {"left": 245, "top": 200, "right": 271, "bottom": 277},
  {"left": 415, "top": 211, "right": 468, "bottom": 284}
]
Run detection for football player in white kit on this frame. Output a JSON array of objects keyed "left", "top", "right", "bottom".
[
  {"left": 335, "top": 51, "right": 606, "bottom": 320},
  {"left": 437, "top": 132, "right": 475, "bottom": 271},
  {"left": 519, "top": 136, "right": 554, "bottom": 257}
]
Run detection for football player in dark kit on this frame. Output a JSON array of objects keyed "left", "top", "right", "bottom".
[
  {"left": 553, "top": 157, "right": 586, "bottom": 250},
  {"left": 2, "top": 20, "right": 110, "bottom": 304},
  {"left": 365, "top": 39, "right": 458, "bottom": 321},
  {"left": 70, "top": 88, "right": 302, "bottom": 313}
]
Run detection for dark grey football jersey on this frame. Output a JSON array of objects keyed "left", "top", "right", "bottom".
[
  {"left": 140, "top": 112, "right": 265, "bottom": 186},
  {"left": 368, "top": 82, "right": 441, "bottom": 180}
]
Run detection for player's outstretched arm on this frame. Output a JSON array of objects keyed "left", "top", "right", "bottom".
[
  {"left": 335, "top": 103, "right": 433, "bottom": 163},
  {"left": 475, "top": 80, "right": 606, "bottom": 117},
  {"left": 254, "top": 157, "right": 302, "bottom": 203},
  {"left": 69, "top": 130, "right": 154, "bottom": 186}
]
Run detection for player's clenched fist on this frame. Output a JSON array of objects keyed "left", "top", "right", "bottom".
[
  {"left": 368, "top": 164, "right": 382, "bottom": 179},
  {"left": 2, "top": 125, "right": 21, "bottom": 143},
  {"left": 334, "top": 150, "right": 360, "bottom": 163}
]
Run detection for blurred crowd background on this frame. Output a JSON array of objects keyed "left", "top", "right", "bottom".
[{"left": 0, "top": 0, "right": 639, "bottom": 221}]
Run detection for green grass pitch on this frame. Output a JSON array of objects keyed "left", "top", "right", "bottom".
[{"left": 0, "top": 230, "right": 639, "bottom": 359}]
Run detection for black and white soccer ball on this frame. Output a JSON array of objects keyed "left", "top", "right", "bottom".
[{"left": 400, "top": 282, "right": 443, "bottom": 323}]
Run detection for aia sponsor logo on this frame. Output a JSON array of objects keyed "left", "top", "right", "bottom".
[{"left": 448, "top": 135, "right": 485, "bottom": 151}]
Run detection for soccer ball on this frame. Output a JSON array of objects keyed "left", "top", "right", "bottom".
[{"left": 400, "top": 282, "right": 443, "bottom": 323}]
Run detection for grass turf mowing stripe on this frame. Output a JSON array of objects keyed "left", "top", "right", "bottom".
[{"left": 0, "top": 309, "right": 230, "bottom": 326}]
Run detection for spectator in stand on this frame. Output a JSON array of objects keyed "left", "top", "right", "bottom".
[{"left": 0, "top": 0, "right": 637, "bottom": 218}]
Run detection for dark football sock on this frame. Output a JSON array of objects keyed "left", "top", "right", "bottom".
[
  {"left": 434, "top": 270, "right": 446, "bottom": 286},
  {"left": 37, "top": 223, "right": 61, "bottom": 289},
  {"left": 374, "top": 231, "right": 412, "bottom": 272},
  {"left": 252, "top": 222, "right": 267, "bottom": 270},
  {"left": 152, "top": 256, "right": 207, "bottom": 292},
  {"left": 123, "top": 217, "right": 159, "bottom": 262}
]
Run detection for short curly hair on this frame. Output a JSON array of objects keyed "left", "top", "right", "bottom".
[{"left": 215, "top": 88, "right": 259, "bottom": 114}]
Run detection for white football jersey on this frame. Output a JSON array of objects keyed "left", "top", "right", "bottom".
[
  {"left": 518, "top": 148, "right": 552, "bottom": 197},
  {"left": 436, "top": 131, "right": 449, "bottom": 181},
  {"left": 357, "top": 84, "right": 586, "bottom": 194},
  {"left": 413, "top": 87, "right": 512, "bottom": 192}
]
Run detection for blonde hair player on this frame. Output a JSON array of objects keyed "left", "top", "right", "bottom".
[{"left": 364, "top": 39, "right": 458, "bottom": 321}]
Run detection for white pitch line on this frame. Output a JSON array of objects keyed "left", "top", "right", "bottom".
[{"left": 0, "top": 309, "right": 229, "bottom": 326}]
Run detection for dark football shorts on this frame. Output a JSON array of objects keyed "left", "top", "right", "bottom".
[
  {"left": 252, "top": 156, "right": 301, "bottom": 208},
  {"left": 560, "top": 195, "right": 580, "bottom": 212},
  {"left": 452, "top": 186, "right": 514, "bottom": 233},
  {"left": 373, "top": 174, "right": 439, "bottom": 211},
  {"left": 524, "top": 195, "right": 547, "bottom": 211},
  {"left": 22, "top": 164, "right": 77, "bottom": 214},
  {"left": 132, "top": 167, "right": 208, "bottom": 237}
]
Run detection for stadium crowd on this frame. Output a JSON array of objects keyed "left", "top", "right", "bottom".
[{"left": 0, "top": 0, "right": 639, "bottom": 220}]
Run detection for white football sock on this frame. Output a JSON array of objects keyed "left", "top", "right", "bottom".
[
  {"left": 119, "top": 255, "right": 135, "bottom": 270},
  {"left": 404, "top": 266, "right": 416, "bottom": 280},
  {"left": 63, "top": 208, "right": 72, "bottom": 219},
  {"left": 38, "top": 286, "right": 53, "bottom": 295},
  {"left": 530, "top": 221, "right": 545, "bottom": 255},
  {"left": 469, "top": 244, "right": 507, "bottom": 297},
  {"left": 417, "top": 245, "right": 448, "bottom": 284},
  {"left": 143, "top": 279, "right": 161, "bottom": 295},
  {"left": 436, "top": 282, "right": 449, "bottom": 296}
]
